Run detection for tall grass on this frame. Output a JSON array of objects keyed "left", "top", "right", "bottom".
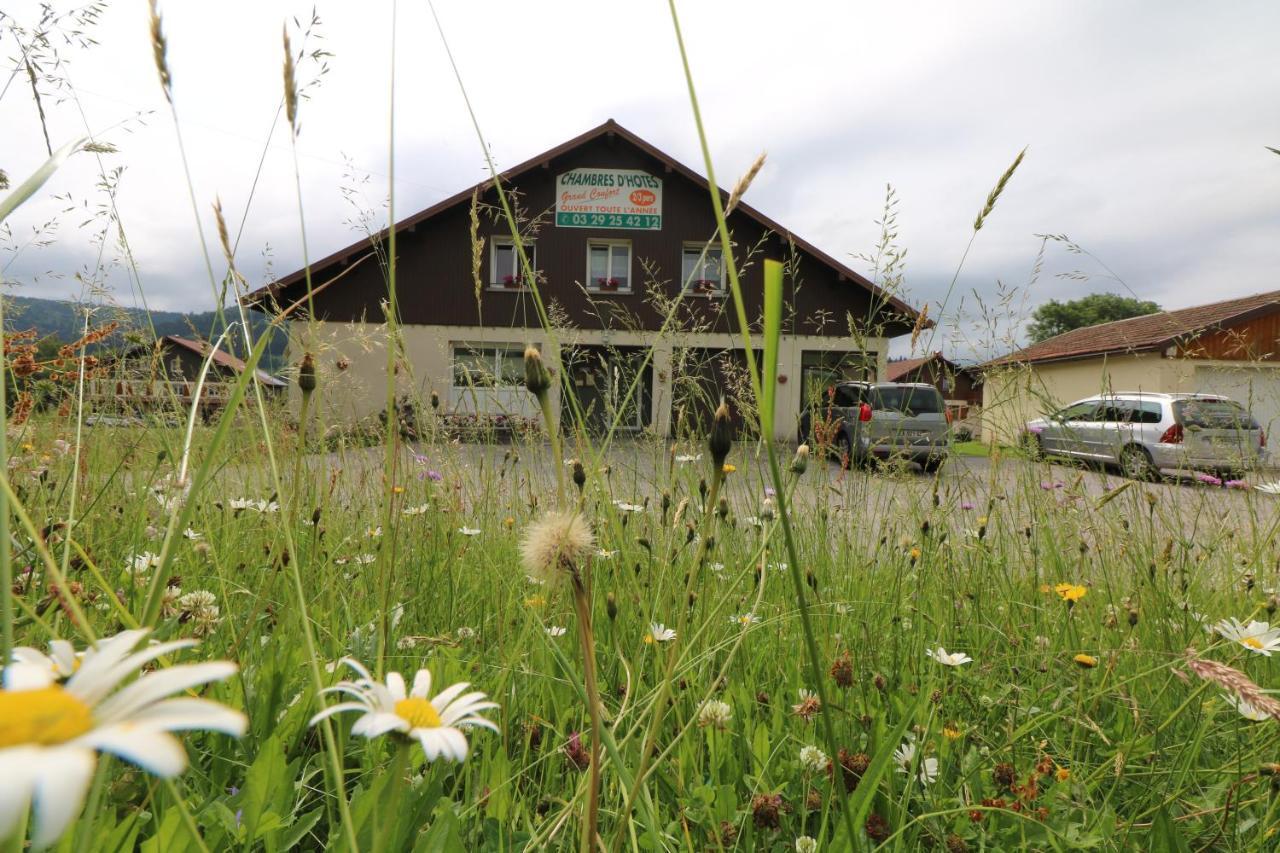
[{"left": 2, "top": 3, "right": 1280, "bottom": 852}]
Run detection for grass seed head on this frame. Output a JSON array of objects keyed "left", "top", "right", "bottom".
[{"left": 148, "top": 0, "right": 172, "bottom": 103}]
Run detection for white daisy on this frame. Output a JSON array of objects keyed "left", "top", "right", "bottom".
[
  {"left": 893, "top": 737, "right": 938, "bottom": 785},
  {"left": 545, "top": 626, "right": 567, "bottom": 638},
  {"left": 0, "top": 630, "right": 245, "bottom": 848},
  {"left": 127, "top": 552, "right": 161, "bottom": 573},
  {"left": 926, "top": 647, "right": 973, "bottom": 667},
  {"left": 182, "top": 528, "right": 202, "bottom": 540},
  {"left": 1223, "top": 692, "right": 1271, "bottom": 722},
  {"left": 613, "top": 501, "right": 645, "bottom": 513},
  {"left": 458, "top": 527, "right": 482, "bottom": 536},
  {"left": 401, "top": 503, "right": 430, "bottom": 516},
  {"left": 644, "top": 623, "right": 676, "bottom": 644},
  {"left": 366, "top": 526, "right": 383, "bottom": 538},
  {"left": 229, "top": 498, "right": 279, "bottom": 513},
  {"left": 730, "top": 613, "right": 761, "bottom": 627},
  {"left": 595, "top": 549, "right": 617, "bottom": 559},
  {"left": 1213, "top": 617, "right": 1280, "bottom": 655},
  {"left": 675, "top": 453, "right": 702, "bottom": 463},
  {"left": 310, "top": 659, "right": 497, "bottom": 763}
]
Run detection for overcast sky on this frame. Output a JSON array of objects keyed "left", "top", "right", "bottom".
[{"left": 3, "top": 0, "right": 1278, "bottom": 359}]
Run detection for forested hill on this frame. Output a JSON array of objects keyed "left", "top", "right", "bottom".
[{"left": 1, "top": 295, "right": 287, "bottom": 370}]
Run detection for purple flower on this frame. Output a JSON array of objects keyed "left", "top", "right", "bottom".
[
  {"left": 1196, "top": 472, "right": 1223, "bottom": 486},
  {"left": 426, "top": 470, "right": 443, "bottom": 482},
  {"left": 1226, "top": 479, "right": 1248, "bottom": 489},
  {"left": 1040, "top": 481, "right": 1062, "bottom": 491},
  {"left": 764, "top": 487, "right": 776, "bottom": 497},
  {"left": 960, "top": 501, "right": 975, "bottom": 510}
]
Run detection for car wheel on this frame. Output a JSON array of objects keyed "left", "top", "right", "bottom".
[
  {"left": 921, "top": 456, "right": 944, "bottom": 474},
  {"left": 1119, "top": 444, "right": 1156, "bottom": 481}
]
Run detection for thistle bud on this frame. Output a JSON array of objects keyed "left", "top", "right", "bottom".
[
  {"left": 761, "top": 497, "right": 776, "bottom": 522},
  {"left": 297, "top": 352, "right": 317, "bottom": 393},
  {"left": 524, "top": 345, "right": 551, "bottom": 396},
  {"left": 606, "top": 592, "right": 618, "bottom": 621},
  {"left": 717, "top": 497, "right": 729, "bottom": 520},
  {"left": 708, "top": 400, "right": 734, "bottom": 469},
  {"left": 661, "top": 490, "right": 671, "bottom": 515},
  {"left": 572, "top": 460, "right": 586, "bottom": 493},
  {"left": 790, "top": 444, "right": 809, "bottom": 475},
  {"left": 698, "top": 478, "right": 708, "bottom": 504},
  {"left": 430, "top": 390, "right": 440, "bottom": 410}
]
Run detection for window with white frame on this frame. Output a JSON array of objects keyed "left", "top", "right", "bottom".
[
  {"left": 451, "top": 345, "right": 527, "bottom": 388},
  {"left": 586, "top": 240, "right": 631, "bottom": 292},
  {"left": 490, "top": 238, "right": 535, "bottom": 288},
  {"left": 681, "top": 244, "right": 724, "bottom": 293}
]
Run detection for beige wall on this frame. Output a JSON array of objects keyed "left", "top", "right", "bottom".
[
  {"left": 289, "top": 321, "right": 890, "bottom": 442},
  {"left": 980, "top": 353, "right": 1185, "bottom": 444}
]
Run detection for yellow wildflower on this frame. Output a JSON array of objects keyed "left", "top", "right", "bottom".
[
  {"left": 1055, "top": 583, "right": 1087, "bottom": 603},
  {"left": 1073, "top": 653, "right": 1098, "bottom": 669}
]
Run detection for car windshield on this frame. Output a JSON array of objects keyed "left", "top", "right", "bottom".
[
  {"left": 872, "top": 386, "right": 943, "bottom": 415},
  {"left": 1174, "top": 398, "right": 1258, "bottom": 430}
]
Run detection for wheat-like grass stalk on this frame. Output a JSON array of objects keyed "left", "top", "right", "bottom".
[
  {"left": 147, "top": 0, "right": 171, "bottom": 103},
  {"left": 1184, "top": 649, "right": 1280, "bottom": 721},
  {"left": 724, "top": 151, "right": 766, "bottom": 216},
  {"left": 974, "top": 146, "right": 1026, "bottom": 232},
  {"left": 282, "top": 24, "right": 299, "bottom": 135}
]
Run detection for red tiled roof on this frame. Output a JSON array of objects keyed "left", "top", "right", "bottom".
[
  {"left": 885, "top": 352, "right": 954, "bottom": 381},
  {"left": 983, "top": 289, "right": 1280, "bottom": 368}
]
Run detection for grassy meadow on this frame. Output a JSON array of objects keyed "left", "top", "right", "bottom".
[{"left": 4, "top": 3, "right": 1280, "bottom": 852}]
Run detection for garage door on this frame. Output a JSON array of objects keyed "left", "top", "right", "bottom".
[{"left": 1195, "top": 366, "right": 1280, "bottom": 436}]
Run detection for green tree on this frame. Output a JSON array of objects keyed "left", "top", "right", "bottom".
[{"left": 1026, "top": 293, "right": 1160, "bottom": 343}]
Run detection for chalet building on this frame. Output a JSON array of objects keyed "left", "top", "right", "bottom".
[
  {"left": 885, "top": 352, "right": 982, "bottom": 420},
  {"left": 90, "top": 335, "right": 286, "bottom": 415},
  {"left": 979, "top": 289, "right": 1280, "bottom": 442},
  {"left": 248, "top": 120, "right": 923, "bottom": 441}
]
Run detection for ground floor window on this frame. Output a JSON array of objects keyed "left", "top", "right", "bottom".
[
  {"left": 451, "top": 344, "right": 527, "bottom": 388},
  {"left": 561, "top": 345, "right": 652, "bottom": 433}
]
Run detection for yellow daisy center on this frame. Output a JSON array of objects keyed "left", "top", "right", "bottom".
[
  {"left": 0, "top": 685, "right": 94, "bottom": 748},
  {"left": 394, "top": 697, "right": 443, "bottom": 730},
  {"left": 1243, "top": 636, "right": 1265, "bottom": 649}
]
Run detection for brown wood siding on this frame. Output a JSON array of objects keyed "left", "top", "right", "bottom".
[
  {"left": 1178, "top": 314, "right": 1280, "bottom": 362},
  {"left": 283, "top": 134, "right": 913, "bottom": 338}
]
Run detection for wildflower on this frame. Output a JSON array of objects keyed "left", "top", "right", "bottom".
[
  {"left": 366, "top": 526, "right": 383, "bottom": 538},
  {"left": 1055, "top": 767, "right": 1071, "bottom": 782},
  {"left": 229, "top": 498, "right": 279, "bottom": 513},
  {"left": 799, "top": 745, "right": 829, "bottom": 773},
  {"left": 795, "top": 836, "right": 818, "bottom": 853},
  {"left": 960, "top": 501, "right": 975, "bottom": 510},
  {"left": 563, "top": 731, "right": 590, "bottom": 769},
  {"left": 675, "top": 453, "right": 702, "bottom": 463},
  {"left": 545, "top": 626, "right": 567, "bottom": 638},
  {"left": 829, "top": 651, "right": 853, "bottom": 688},
  {"left": 1213, "top": 617, "right": 1280, "bottom": 655},
  {"left": 1073, "top": 653, "right": 1098, "bottom": 669},
  {"left": 894, "top": 737, "right": 938, "bottom": 784},
  {"left": 0, "top": 630, "right": 245, "bottom": 848},
  {"left": 401, "top": 503, "right": 429, "bottom": 516},
  {"left": 1223, "top": 693, "right": 1272, "bottom": 722},
  {"left": 159, "top": 585, "right": 182, "bottom": 618},
  {"left": 612, "top": 501, "right": 645, "bottom": 513},
  {"left": 503, "top": 516, "right": 515, "bottom": 528},
  {"left": 792, "top": 689, "right": 822, "bottom": 722},
  {"left": 697, "top": 699, "right": 732, "bottom": 729},
  {"left": 524, "top": 595, "right": 546, "bottom": 608},
  {"left": 909, "top": 547, "right": 921, "bottom": 562},
  {"left": 1196, "top": 472, "right": 1223, "bottom": 486},
  {"left": 722, "top": 463, "right": 737, "bottom": 475},
  {"left": 176, "top": 590, "right": 221, "bottom": 637},
  {"left": 865, "top": 813, "right": 890, "bottom": 843},
  {"left": 595, "top": 549, "right": 617, "bottom": 559},
  {"left": 834, "top": 749, "right": 870, "bottom": 791},
  {"left": 709, "top": 400, "right": 734, "bottom": 470},
  {"left": 1054, "top": 583, "right": 1087, "bottom": 604},
  {"left": 942, "top": 723, "right": 964, "bottom": 740},
  {"left": 128, "top": 552, "right": 161, "bottom": 574},
  {"left": 926, "top": 647, "right": 973, "bottom": 667},
  {"left": 750, "top": 793, "right": 783, "bottom": 830},
  {"left": 519, "top": 511, "right": 594, "bottom": 584},
  {"left": 644, "top": 623, "right": 676, "bottom": 644},
  {"left": 730, "top": 613, "right": 761, "bottom": 628},
  {"left": 458, "top": 526, "right": 481, "bottom": 536},
  {"left": 310, "top": 659, "right": 497, "bottom": 762},
  {"left": 790, "top": 444, "right": 809, "bottom": 475},
  {"left": 182, "top": 528, "right": 202, "bottom": 540},
  {"left": 456, "top": 627, "right": 476, "bottom": 640},
  {"left": 396, "top": 636, "right": 422, "bottom": 651}
]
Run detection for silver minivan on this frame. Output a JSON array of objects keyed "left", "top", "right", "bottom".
[
  {"left": 1023, "top": 392, "right": 1267, "bottom": 479},
  {"left": 799, "top": 381, "right": 951, "bottom": 471}
]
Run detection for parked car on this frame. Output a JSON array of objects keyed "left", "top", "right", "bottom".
[
  {"left": 1022, "top": 392, "right": 1267, "bottom": 479},
  {"left": 798, "top": 381, "right": 951, "bottom": 471}
]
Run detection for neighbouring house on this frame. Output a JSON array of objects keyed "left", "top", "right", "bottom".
[
  {"left": 885, "top": 352, "right": 983, "bottom": 420},
  {"left": 246, "top": 119, "right": 925, "bottom": 441},
  {"left": 978, "top": 289, "right": 1280, "bottom": 443},
  {"left": 90, "top": 334, "right": 286, "bottom": 414}
]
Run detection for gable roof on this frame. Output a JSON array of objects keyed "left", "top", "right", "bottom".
[
  {"left": 885, "top": 352, "right": 960, "bottom": 381},
  {"left": 983, "top": 289, "right": 1280, "bottom": 368},
  {"left": 139, "top": 335, "right": 288, "bottom": 387},
  {"left": 245, "top": 119, "right": 924, "bottom": 323}
]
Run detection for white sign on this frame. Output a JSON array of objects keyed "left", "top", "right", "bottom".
[{"left": 555, "top": 168, "right": 662, "bottom": 230}]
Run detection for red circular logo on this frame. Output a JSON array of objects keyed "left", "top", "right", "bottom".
[{"left": 629, "top": 189, "right": 656, "bottom": 207}]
